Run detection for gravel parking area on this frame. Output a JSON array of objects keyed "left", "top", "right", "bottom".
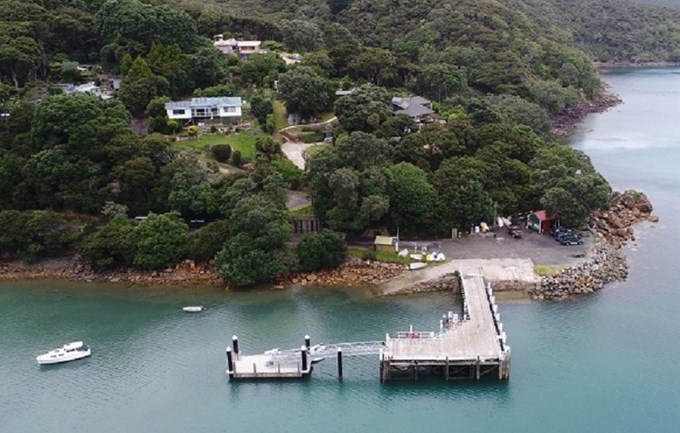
[{"left": 422, "top": 228, "right": 592, "bottom": 267}]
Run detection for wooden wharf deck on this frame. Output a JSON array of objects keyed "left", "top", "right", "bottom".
[
  {"left": 226, "top": 274, "right": 510, "bottom": 382},
  {"left": 381, "top": 274, "right": 510, "bottom": 381}
]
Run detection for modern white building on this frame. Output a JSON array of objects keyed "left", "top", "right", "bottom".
[{"left": 165, "top": 97, "right": 243, "bottom": 124}]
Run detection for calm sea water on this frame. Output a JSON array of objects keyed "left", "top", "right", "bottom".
[{"left": 2, "top": 69, "right": 680, "bottom": 433}]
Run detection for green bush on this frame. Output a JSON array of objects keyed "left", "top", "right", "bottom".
[
  {"left": 232, "top": 150, "right": 243, "bottom": 166},
  {"left": 189, "top": 220, "right": 230, "bottom": 262},
  {"left": 272, "top": 158, "right": 303, "bottom": 190},
  {"left": 0, "top": 210, "right": 79, "bottom": 263},
  {"left": 211, "top": 144, "right": 232, "bottom": 162},
  {"left": 133, "top": 212, "right": 189, "bottom": 270},
  {"left": 296, "top": 229, "right": 347, "bottom": 271},
  {"left": 83, "top": 218, "right": 137, "bottom": 269}
]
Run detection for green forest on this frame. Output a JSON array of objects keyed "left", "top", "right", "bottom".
[{"left": 0, "top": 0, "right": 675, "bottom": 285}]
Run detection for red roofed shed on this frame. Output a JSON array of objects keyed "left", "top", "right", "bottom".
[{"left": 528, "top": 210, "right": 554, "bottom": 235}]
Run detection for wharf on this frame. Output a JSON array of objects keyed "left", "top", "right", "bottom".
[
  {"left": 381, "top": 274, "right": 510, "bottom": 381},
  {"left": 226, "top": 273, "right": 510, "bottom": 382}
]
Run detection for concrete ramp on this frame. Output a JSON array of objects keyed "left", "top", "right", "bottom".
[{"left": 379, "top": 258, "right": 540, "bottom": 295}]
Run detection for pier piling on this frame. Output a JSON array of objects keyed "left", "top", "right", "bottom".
[
  {"left": 232, "top": 335, "right": 239, "bottom": 356},
  {"left": 337, "top": 348, "right": 343, "bottom": 381}
]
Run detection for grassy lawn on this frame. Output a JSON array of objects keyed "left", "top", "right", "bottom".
[
  {"left": 272, "top": 100, "right": 289, "bottom": 130},
  {"left": 290, "top": 204, "right": 315, "bottom": 215},
  {"left": 347, "top": 246, "right": 412, "bottom": 265},
  {"left": 534, "top": 264, "right": 564, "bottom": 276},
  {"left": 176, "top": 132, "right": 257, "bottom": 162},
  {"left": 304, "top": 143, "right": 330, "bottom": 157}
]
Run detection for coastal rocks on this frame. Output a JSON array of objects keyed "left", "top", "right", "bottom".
[
  {"left": 532, "top": 243, "right": 627, "bottom": 300},
  {"left": 551, "top": 92, "right": 622, "bottom": 136},
  {"left": 403, "top": 274, "right": 462, "bottom": 295},
  {"left": 0, "top": 259, "right": 224, "bottom": 286},
  {"left": 282, "top": 258, "right": 407, "bottom": 287},
  {"left": 592, "top": 190, "right": 658, "bottom": 248},
  {"left": 534, "top": 190, "right": 654, "bottom": 301}
]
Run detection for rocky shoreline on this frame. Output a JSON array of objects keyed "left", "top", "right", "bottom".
[
  {"left": 551, "top": 91, "right": 622, "bottom": 136},
  {"left": 531, "top": 190, "right": 658, "bottom": 300},
  {"left": 0, "top": 258, "right": 224, "bottom": 287},
  {"left": 279, "top": 257, "right": 406, "bottom": 288}
]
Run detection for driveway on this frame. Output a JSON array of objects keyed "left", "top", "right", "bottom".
[{"left": 281, "top": 142, "right": 318, "bottom": 170}]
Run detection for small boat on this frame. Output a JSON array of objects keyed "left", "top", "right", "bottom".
[
  {"left": 309, "top": 344, "right": 326, "bottom": 364},
  {"left": 409, "top": 262, "right": 428, "bottom": 270},
  {"left": 36, "top": 341, "right": 91, "bottom": 365},
  {"left": 409, "top": 253, "right": 423, "bottom": 261},
  {"left": 182, "top": 305, "right": 204, "bottom": 313}
]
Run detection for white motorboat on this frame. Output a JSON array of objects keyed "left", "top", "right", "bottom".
[
  {"left": 36, "top": 341, "right": 91, "bottom": 365},
  {"left": 409, "top": 262, "right": 428, "bottom": 270},
  {"left": 409, "top": 253, "right": 423, "bottom": 261},
  {"left": 182, "top": 305, "right": 204, "bottom": 313}
]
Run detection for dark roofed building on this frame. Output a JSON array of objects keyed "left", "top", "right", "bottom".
[{"left": 391, "top": 96, "right": 434, "bottom": 121}]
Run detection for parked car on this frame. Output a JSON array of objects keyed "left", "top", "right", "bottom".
[
  {"left": 560, "top": 234, "right": 584, "bottom": 245},
  {"left": 555, "top": 230, "right": 576, "bottom": 242},
  {"left": 551, "top": 226, "right": 572, "bottom": 238}
]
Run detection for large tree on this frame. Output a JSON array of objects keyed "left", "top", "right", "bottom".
[
  {"left": 95, "top": 0, "right": 198, "bottom": 51},
  {"left": 119, "top": 56, "right": 168, "bottom": 116},
  {"left": 215, "top": 194, "right": 294, "bottom": 285},
  {"left": 133, "top": 212, "right": 189, "bottom": 270},
  {"left": 277, "top": 67, "right": 332, "bottom": 119},
  {"left": 387, "top": 163, "right": 437, "bottom": 234},
  {"left": 334, "top": 84, "right": 392, "bottom": 133}
]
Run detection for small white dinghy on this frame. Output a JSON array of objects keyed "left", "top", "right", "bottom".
[
  {"left": 182, "top": 305, "right": 205, "bottom": 313},
  {"left": 409, "top": 262, "right": 428, "bottom": 271},
  {"left": 36, "top": 341, "right": 91, "bottom": 365},
  {"left": 409, "top": 253, "right": 423, "bottom": 261},
  {"left": 309, "top": 344, "right": 327, "bottom": 364}
]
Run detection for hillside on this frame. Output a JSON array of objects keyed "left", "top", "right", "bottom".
[{"left": 499, "top": 0, "right": 680, "bottom": 62}]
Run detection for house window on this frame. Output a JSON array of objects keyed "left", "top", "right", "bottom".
[
  {"left": 172, "top": 109, "right": 185, "bottom": 115},
  {"left": 225, "top": 106, "right": 236, "bottom": 113}
]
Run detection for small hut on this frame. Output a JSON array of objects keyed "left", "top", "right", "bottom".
[{"left": 374, "top": 236, "right": 399, "bottom": 252}]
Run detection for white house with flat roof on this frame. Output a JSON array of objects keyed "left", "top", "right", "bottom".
[{"left": 165, "top": 97, "right": 242, "bottom": 124}]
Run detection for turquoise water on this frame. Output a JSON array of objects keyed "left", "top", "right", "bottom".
[{"left": 2, "top": 69, "right": 680, "bottom": 432}]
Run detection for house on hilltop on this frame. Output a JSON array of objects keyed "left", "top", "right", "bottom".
[
  {"left": 213, "top": 35, "right": 262, "bottom": 59},
  {"left": 165, "top": 97, "right": 242, "bottom": 124},
  {"left": 391, "top": 96, "right": 434, "bottom": 122}
]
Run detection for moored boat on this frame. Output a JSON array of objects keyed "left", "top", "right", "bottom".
[
  {"left": 36, "top": 341, "right": 91, "bottom": 365},
  {"left": 182, "top": 306, "right": 205, "bottom": 313}
]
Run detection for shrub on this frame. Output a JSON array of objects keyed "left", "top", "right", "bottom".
[
  {"left": 83, "top": 218, "right": 137, "bottom": 269},
  {"left": 133, "top": 212, "right": 189, "bottom": 270},
  {"left": 272, "top": 158, "right": 303, "bottom": 189},
  {"left": 212, "top": 144, "right": 232, "bottom": 162},
  {"left": 296, "top": 229, "right": 347, "bottom": 271},
  {"left": 210, "top": 125, "right": 218, "bottom": 133},
  {"left": 189, "top": 220, "right": 230, "bottom": 262},
  {"left": 232, "top": 150, "right": 242, "bottom": 166}
]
